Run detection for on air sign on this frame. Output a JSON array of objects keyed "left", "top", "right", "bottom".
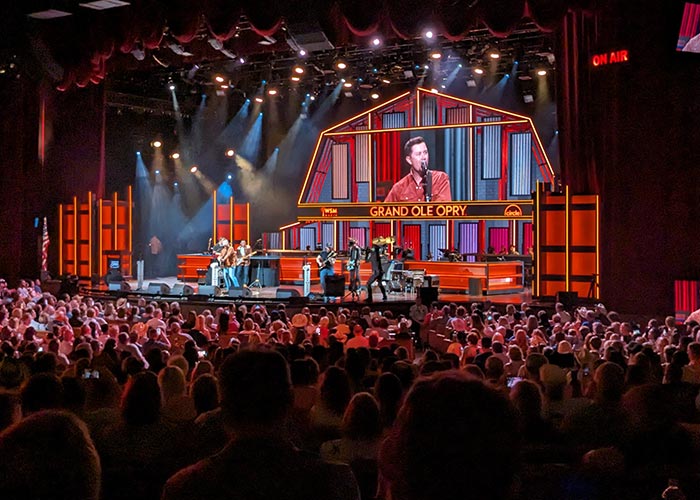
[{"left": 592, "top": 49, "right": 630, "bottom": 67}]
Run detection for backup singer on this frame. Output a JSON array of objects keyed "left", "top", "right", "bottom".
[
  {"left": 316, "top": 244, "right": 336, "bottom": 297},
  {"left": 365, "top": 241, "right": 388, "bottom": 303},
  {"left": 383, "top": 136, "right": 452, "bottom": 203},
  {"left": 346, "top": 238, "right": 361, "bottom": 296}
]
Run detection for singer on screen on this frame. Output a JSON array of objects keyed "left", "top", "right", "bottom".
[{"left": 383, "top": 136, "right": 452, "bottom": 202}]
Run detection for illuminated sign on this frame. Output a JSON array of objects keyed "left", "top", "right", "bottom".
[
  {"left": 504, "top": 204, "right": 523, "bottom": 217},
  {"left": 298, "top": 201, "right": 532, "bottom": 221},
  {"left": 591, "top": 49, "right": 629, "bottom": 67}
]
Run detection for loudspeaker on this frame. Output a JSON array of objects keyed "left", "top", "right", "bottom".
[
  {"left": 325, "top": 275, "right": 346, "bottom": 297},
  {"left": 170, "top": 283, "right": 194, "bottom": 296},
  {"left": 276, "top": 288, "right": 301, "bottom": 299},
  {"left": 109, "top": 281, "right": 131, "bottom": 292},
  {"left": 556, "top": 291, "right": 579, "bottom": 310},
  {"left": 289, "top": 296, "right": 309, "bottom": 306},
  {"left": 197, "top": 285, "right": 222, "bottom": 297},
  {"left": 229, "top": 287, "right": 252, "bottom": 298},
  {"left": 419, "top": 286, "right": 439, "bottom": 305},
  {"left": 147, "top": 282, "right": 171, "bottom": 295}
]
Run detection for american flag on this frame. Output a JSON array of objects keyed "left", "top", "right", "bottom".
[{"left": 41, "top": 217, "right": 49, "bottom": 272}]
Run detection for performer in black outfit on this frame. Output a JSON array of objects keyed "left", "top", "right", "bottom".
[
  {"left": 365, "top": 238, "right": 388, "bottom": 303},
  {"left": 347, "top": 238, "right": 361, "bottom": 298}
]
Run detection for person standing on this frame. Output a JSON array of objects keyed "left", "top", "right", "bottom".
[
  {"left": 365, "top": 239, "right": 387, "bottom": 303},
  {"left": 346, "top": 238, "right": 361, "bottom": 298},
  {"left": 219, "top": 239, "right": 239, "bottom": 289},
  {"left": 234, "top": 240, "right": 252, "bottom": 287},
  {"left": 148, "top": 235, "right": 163, "bottom": 278},
  {"left": 316, "top": 245, "right": 336, "bottom": 299}
]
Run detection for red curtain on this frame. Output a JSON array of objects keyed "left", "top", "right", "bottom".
[{"left": 403, "top": 224, "right": 422, "bottom": 260}]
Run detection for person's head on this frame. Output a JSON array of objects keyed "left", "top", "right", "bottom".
[
  {"left": 219, "top": 350, "right": 292, "bottom": 431},
  {"left": 320, "top": 365, "right": 352, "bottom": 416},
  {"left": 121, "top": 371, "right": 161, "bottom": 426},
  {"left": 158, "top": 366, "right": 187, "bottom": 402},
  {"left": 510, "top": 379, "right": 543, "bottom": 427},
  {"left": 594, "top": 362, "right": 625, "bottom": 405},
  {"left": 524, "top": 353, "right": 548, "bottom": 382},
  {"left": 403, "top": 136, "right": 429, "bottom": 174},
  {"left": 341, "top": 392, "right": 382, "bottom": 440},
  {"left": 380, "top": 372, "right": 518, "bottom": 500},
  {"left": 687, "top": 342, "right": 700, "bottom": 363},
  {"left": 0, "top": 410, "right": 101, "bottom": 500},
  {"left": 21, "top": 373, "right": 64, "bottom": 415},
  {"left": 191, "top": 373, "right": 219, "bottom": 416}
]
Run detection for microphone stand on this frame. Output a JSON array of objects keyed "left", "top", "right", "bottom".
[{"left": 422, "top": 161, "right": 432, "bottom": 202}]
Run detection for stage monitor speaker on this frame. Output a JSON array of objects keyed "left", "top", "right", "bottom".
[
  {"left": 289, "top": 296, "right": 309, "bottom": 306},
  {"left": 109, "top": 281, "right": 131, "bottom": 292},
  {"left": 229, "top": 287, "right": 252, "bottom": 298},
  {"left": 325, "top": 275, "right": 346, "bottom": 297},
  {"left": 276, "top": 288, "right": 301, "bottom": 299},
  {"left": 197, "top": 285, "right": 222, "bottom": 297},
  {"left": 170, "top": 283, "right": 194, "bottom": 296},
  {"left": 556, "top": 291, "right": 579, "bottom": 310},
  {"left": 419, "top": 286, "right": 439, "bottom": 305},
  {"left": 147, "top": 282, "right": 170, "bottom": 295},
  {"left": 43, "top": 280, "right": 62, "bottom": 296}
]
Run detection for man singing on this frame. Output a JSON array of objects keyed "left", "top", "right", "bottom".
[
  {"left": 365, "top": 239, "right": 388, "bottom": 303},
  {"left": 384, "top": 136, "right": 452, "bottom": 203}
]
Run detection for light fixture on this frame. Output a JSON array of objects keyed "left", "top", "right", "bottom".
[
  {"left": 299, "top": 49, "right": 307, "bottom": 56},
  {"left": 309, "top": 95, "right": 316, "bottom": 101},
  {"left": 466, "top": 79, "right": 477, "bottom": 87},
  {"left": 152, "top": 140, "right": 162, "bottom": 148},
  {"left": 190, "top": 165, "right": 198, "bottom": 173},
  {"left": 215, "top": 75, "right": 225, "bottom": 83},
  {"left": 424, "top": 30, "right": 434, "bottom": 39},
  {"left": 430, "top": 51, "right": 442, "bottom": 60},
  {"left": 523, "top": 94, "right": 534, "bottom": 103},
  {"left": 343, "top": 81, "right": 353, "bottom": 88},
  {"left": 173, "top": 182, "right": 178, "bottom": 187},
  {"left": 227, "top": 174, "right": 233, "bottom": 180},
  {"left": 155, "top": 170, "right": 160, "bottom": 174},
  {"left": 536, "top": 69, "right": 548, "bottom": 76},
  {"left": 291, "top": 76, "right": 300, "bottom": 82},
  {"left": 226, "top": 149, "right": 235, "bottom": 157},
  {"left": 370, "top": 92, "right": 380, "bottom": 100},
  {"left": 489, "top": 51, "right": 500, "bottom": 59},
  {"left": 168, "top": 82, "right": 176, "bottom": 91},
  {"left": 371, "top": 37, "right": 381, "bottom": 47},
  {"left": 268, "top": 89, "right": 278, "bottom": 95},
  {"left": 381, "top": 78, "right": 391, "bottom": 84},
  {"left": 430, "top": 88, "right": 439, "bottom": 94},
  {"left": 473, "top": 67, "right": 484, "bottom": 75},
  {"left": 293, "top": 66, "right": 304, "bottom": 74},
  {"left": 336, "top": 61, "right": 347, "bottom": 70},
  {"left": 254, "top": 96, "right": 264, "bottom": 103},
  {"left": 171, "top": 152, "right": 180, "bottom": 159},
  {"left": 220, "top": 84, "right": 229, "bottom": 89},
  {"left": 239, "top": 57, "right": 246, "bottom": 64}
]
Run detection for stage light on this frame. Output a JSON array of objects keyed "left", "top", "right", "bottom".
[
  {"left": 226, "top": 149, "right": 235, "bottom": 157},
  {"left": 220, "top": 85, "right": 229, "bottom": 89},
  {"left": 370, "top": 92, "right": 380, "bottom": 100},
  {"left": 254, "top": 96, "right": 264, "bottom": 103},
  {"left": 336, "top": 61, "right": 347, "bottom": 70},
  {"left": 371, "top": 37, "right": 381, "bottom": 47},
  {"left": 168, "top": 81, "right": 176, "bottom": 91},
  {"left": 227, "top": 174, "right": 233, "bottom": 180},
  {"left": 268, "top": 89, "right": 278, "bottom": 95},
  {"left": 466, "top": 79, "right": 477, "bottom": 87},
  {"left": 488, "top": 51, "right": 500, "bottom": 59},
  {"left": 152, "top": 140, "right": 162, "bottom": 148},
  {"left": 291, "top": 76, "right": 300, "bottom": 82},
  {"left": 381, "top": 78, "right": 391, "bottom": 84},
  {"left": 343, "top": 81, "right": 353, "bottom": 88},
  {"left": 424, "top": 30, "right": 434, "bottom": 39},
  {"left": 136, "top": 151, "right": 141, "bottom": 156},
  {"left": 310, "top": 95, "right": 316, "bottom": 101},
  {"left": 430, "top": 51, "right": 442, "bottom": 59},
  {"left": 215, "top": 75, "right": 225, "bottom": 83},
  {"left": 536, "top": 69, "right": 548, "bottom": 76},
  {"left": 473, "top": 67, "right": 484, "bottom": 75},
  {"left": 190, "top": 165, "right": 198, "bottom": 173},
  {"left": 293, "top": 66, "right": 304, "bottom": 74},
  {"left": 173, "top": 182, "right": 178, "bottom": 187},
  {"left": 239, "top": 57, "right": 246, "bottom": 64},
  {"left": 171, "top": 152, "right": 180, "bottom": 159},
  {"left": 430, "top": 88, "right": 439, "bottom": 93},
  {"left": 523, "top": 94, "right": 534, "bottom": 103},
  {"left": 299, "top": 49, "right": 307, "bottom": 56},
  {"left": 155, "top": 170, "right": 160, "bottom": 174}
]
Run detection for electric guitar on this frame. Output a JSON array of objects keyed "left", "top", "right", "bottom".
[
  {"left": 235, "top": 250, "right": 258, "bottom": 266},
  {"left": 317, "top": 251, "right": 337, "bottom": 269}
]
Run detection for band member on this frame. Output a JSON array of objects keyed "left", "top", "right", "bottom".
[
  {"left": 316, "top": 244, "right": 336, "bottom": 297},
  {"left": 221, "top": 240, "right": 240, "bottom": 289},
  {"left": 365, "top": 239, "right": 388, "bottom": 303},
  {"left": 346, "top": 238, "right": 361, "bottom": 296},
  {"left": 235, "top": 240, "right": 252, "bottom": 286}
]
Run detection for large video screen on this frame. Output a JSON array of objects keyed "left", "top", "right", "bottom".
[{"left": 677, "top": 2, "right": 700, "bottom": 52}]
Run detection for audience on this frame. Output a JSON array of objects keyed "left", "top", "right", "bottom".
[{"left": 1, "top": 278, "right": 699, "bottom": 499}]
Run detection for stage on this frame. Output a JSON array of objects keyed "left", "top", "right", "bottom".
[{"left": 89, "top": 274, "right": 536, "bottom": 311}]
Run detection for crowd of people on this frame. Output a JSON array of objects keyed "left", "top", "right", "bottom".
[{"left": 1, "top": 276, "right": 700, "bottom": 500}]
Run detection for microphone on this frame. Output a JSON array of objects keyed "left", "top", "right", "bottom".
[{"left": 421, "top": 160, "right": 428, "bottom": 174}]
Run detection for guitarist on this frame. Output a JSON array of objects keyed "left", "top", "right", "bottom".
[
  {"left": 365, "top": 238, "right": 388, "bottom": 303},
  {"left": 220, "top": 239, "right": 239, "bottom": 289},
  {"left": 234, "top": 240, "right": 253, "bottom": 287},
  {"left": 347, "top": 238, "right": 361, "bottom": 296},
  {"left": 316, "top": 244, "right": 336, "bottom": 299}
]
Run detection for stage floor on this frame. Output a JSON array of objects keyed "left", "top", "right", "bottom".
[{"left": 122, "top": 276, "right": 533, "bottom": 306}]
